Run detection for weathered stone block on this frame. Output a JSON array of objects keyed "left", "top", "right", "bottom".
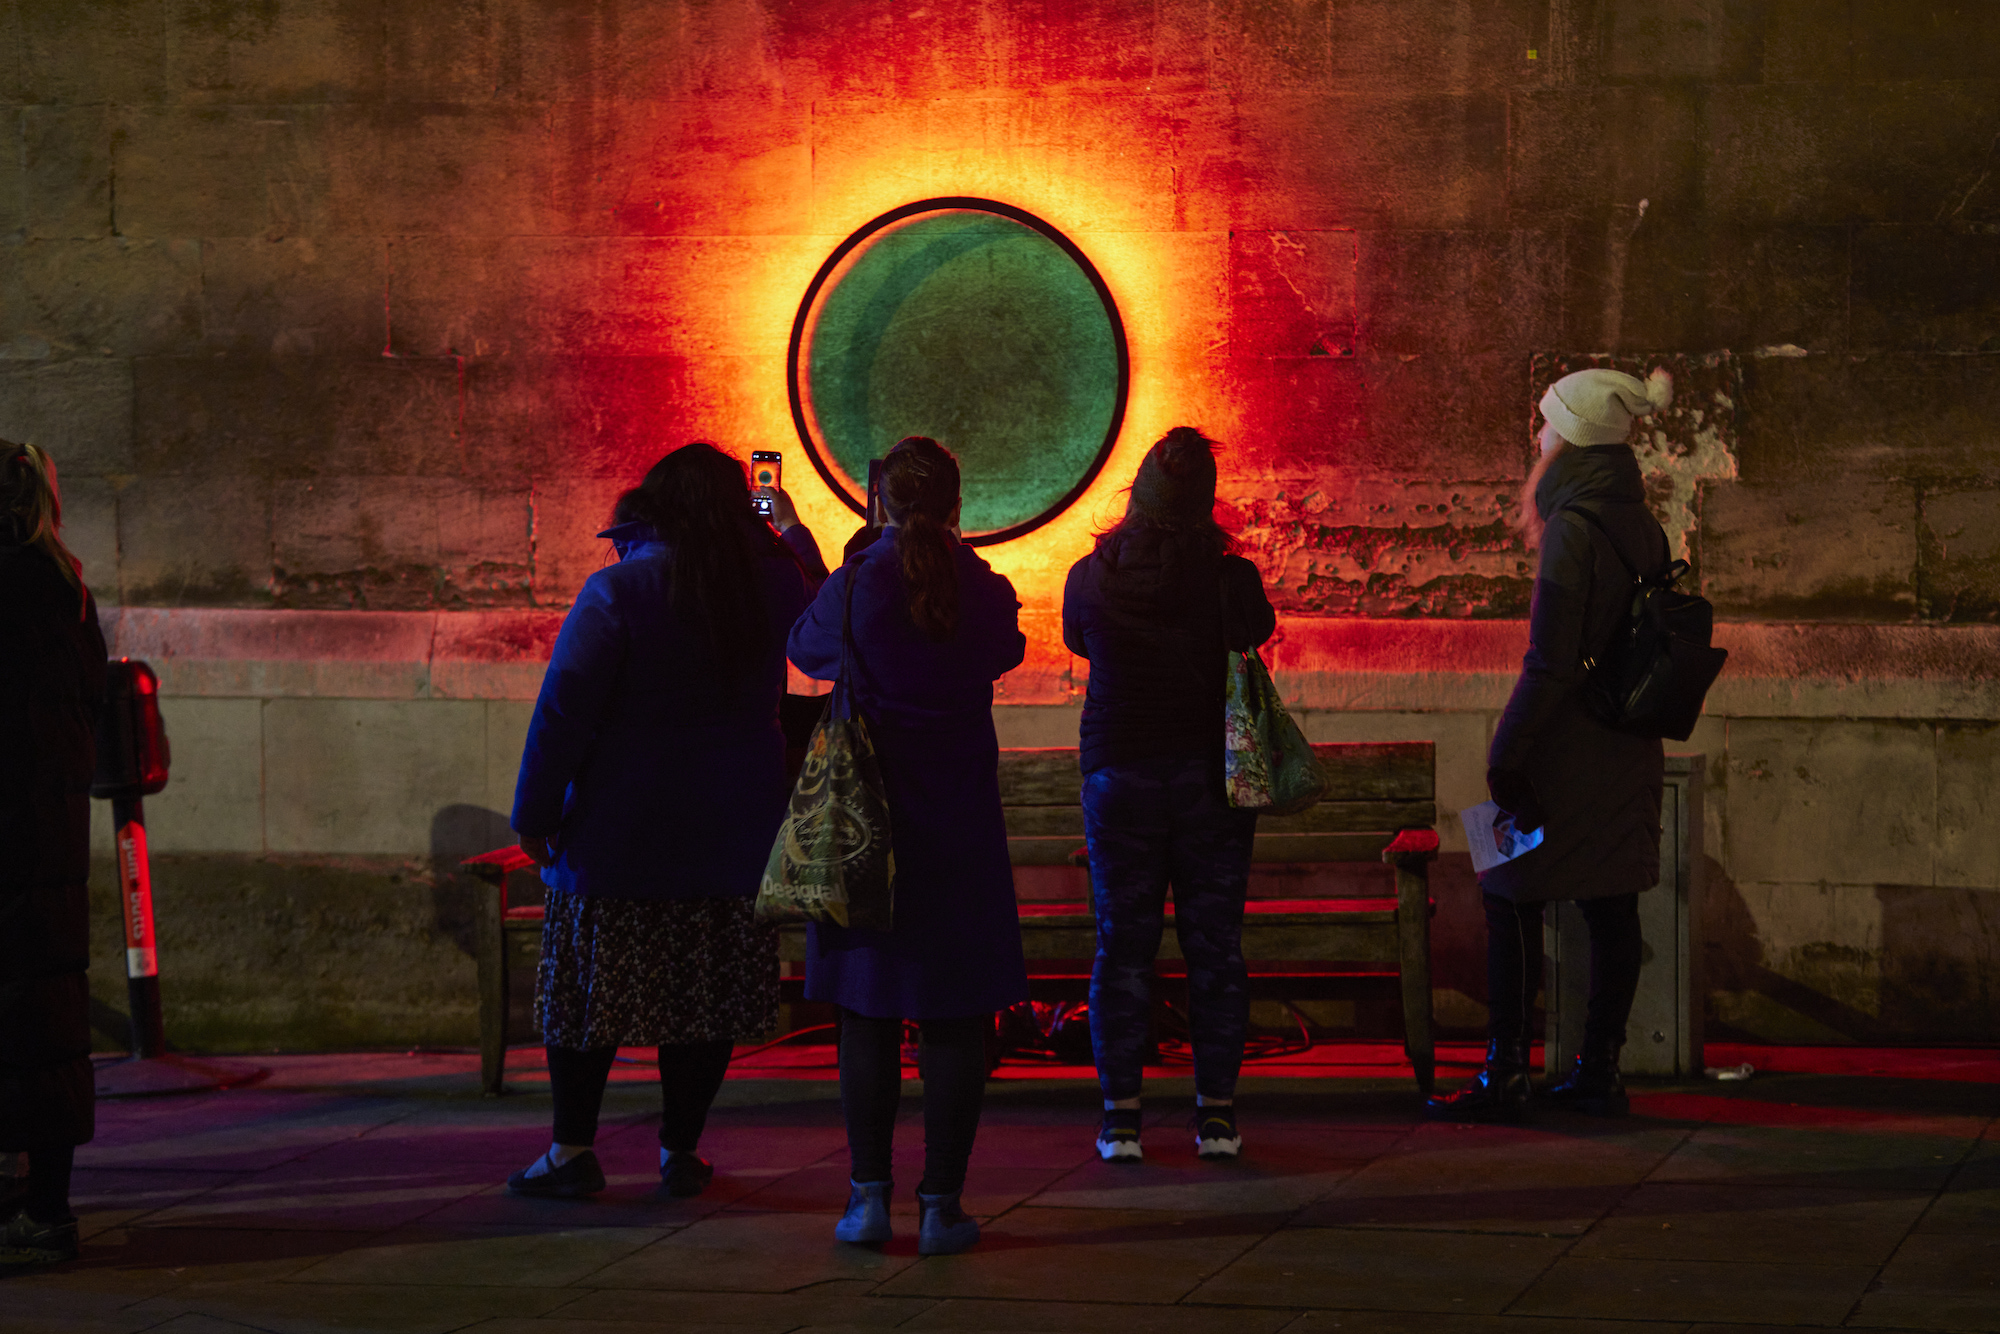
[
  {"left": 461, "top": 354, "right": 770, "bottom": 485},
  {"left": 1227, "top": 92, "right": 1508, "bottom": 230},
  {"left": 1362, "top": 349, "right": 1524, "bottom": 480},
  {"left": 1508, "top": 87, "right": 1705, "bottom": 224},
  {"left": 1230, "top": 229, "right": 1356, "bottom": 358},
  {"left": 117, "top": 472, "right": 274, "bottom": 606},
  {"left": 1695, "top": 226, "right": 1849, "bottom": 354},
  {"left": 807, "top": 97, "right": 937, "bottom": 232},
  {"left": 22, "top": 107, "right": 113, "bottom": 240},
  {"left": 1210, "top": 0, "right": 1332, "bottom": 91},
  {"left": 18, "top": 0, "right": 165, "bottom": 104},
  {"left": 486, "top": 699, "right": 534, "bottom": 816},
  {"left": 1761, "top": 0, "right": 1854, "bottom": 81},
  {"left": 325, "top": 103, "right": 557, "bottom": 237},
  {"left": 1724, "top": 879, "right": 1884, "bottom": 1033},
  {"left": 1852, "top": 226, "right": 2000, "bottom": 355},
  {"left": 772, "top": 0, "right": 1004, "bottom": 99},
  {"left": 1937, "top": 722, "right": 2000, "bottom": 890},
  {"left": 1700, "top": 479, "right": 1917, "bottom": 622},
  {"left": 1852, "top": 0, "right": 2000, "bottom": 81},
  {"left": 6, "top": 238, "right": 202, "bottom": 356},
  {"left": 144, "top": 697, "right": 265, "bottom": 853},
  {"left": 553, "top": 97, "right": 810, "bottom": 238},
  {"left": 1008, "top": 0, "right": 1205, "bottom": 92},
  {"left": 263, "top": 697, "right": 490, "bottom": 855},
  {"left": 59, "top": 472, "right": 120, "bottom": 605},
  {"left": 270, "top": 476, "right": 532, "bottom": 610},
  {"left": 1726, "top": 719, "right": 1935, "bottom": 887},
  {"left": 134, "top": 355, "right": 461, "bottom": 477},
  {"left": 201, "top": 236, "right": 386, "bottom": 357},
  {"left": 165, "top": 0, "right": 385, "bottom": 103},
  {"left": 0, "top": 112, "right": 18, "bottom": 238},
  {"left": 0, "top": 357, "right": 134, "bottom": 473},
  {"left": 388, "top": 235, "right": 822, "bottom": 359},
  {"left": 1355, "top": 229, "right": 1561, "bottom": 355},
  {"left": 114, "top": 105, "right": 332, "bottom": 239},
  {"left": 1327, "top": 0, "right": 1533, "bottom": 92},
  {"left": 1739, "top": 354, "right": 2000, "bottom": 484},
  {"left": 1604, "top": 0, "right": 1770, "bottom": 83},
  {"left": 1920, "top": 485, "right": 2000, "bottom": 622},
  {"left": 88, "top": 852, "right": 482, "bottom": 1053},
  {"left": 1704, "top": 82, "right": 2000, "bottom": 227},
  {"left": 529, "top": 473, "right": 626, "bottom": 606},
  {"left": 1220, "top": 356, "right": 1369, "bottom": 473}
]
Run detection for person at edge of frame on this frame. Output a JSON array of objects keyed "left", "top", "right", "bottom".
[
  {"left": 0, "top": 441, "right": 107, "bottom": 1269},
  {"left": 1059, "top": 426, "right": 1277, "bottom": 1165},
  {"left": 507, "top": 443, "right": 821, "bottom": 1200},
  {"left": 786, "top": 435, "right": 1029, "bottom": 1257},
  {"left": 1427, "top": 367, "right": 1675, "bottom": 1123}
]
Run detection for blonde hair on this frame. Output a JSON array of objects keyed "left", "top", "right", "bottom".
[
  {"left": 1512, "top": 436, "right": 1572, "bottom": 549},
  {"left": 1, "top": 440, "right": 87, "bottom": 614}
]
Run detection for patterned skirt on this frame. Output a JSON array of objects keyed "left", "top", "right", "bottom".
[{"left": 536, "top": 891, "right": 780, "bottom": 1049}]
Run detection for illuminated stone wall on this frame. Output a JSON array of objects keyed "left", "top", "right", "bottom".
[{"left": 3, "top": 0, "right": 1996, "bottom": 1049}]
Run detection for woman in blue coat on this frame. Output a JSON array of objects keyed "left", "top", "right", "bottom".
[
  {"left": 787, "top": 436, "right": 1028, "bottom": 1256},
  {"left": 509, "top": 443, "right": 816, "bottom": 1199}
]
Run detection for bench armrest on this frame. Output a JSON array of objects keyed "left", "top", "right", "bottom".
[{"left": 1381, "top": 827, "right": 1440, "bottom": 867}]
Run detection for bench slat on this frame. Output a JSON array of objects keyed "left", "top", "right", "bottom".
[
  {"left": 1002, "top": 799, "right": 1435, "bottom": 838},
  {"left": 1007, "top": 830, "right": 1414, "bottom": 865},
  {"left": 996, "top": 742, "right": 1436, "bottom": 806}
]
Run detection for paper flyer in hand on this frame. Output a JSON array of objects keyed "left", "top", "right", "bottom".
[{"left": 1460, "top": 799, "right": 1545, "bottom": 874}]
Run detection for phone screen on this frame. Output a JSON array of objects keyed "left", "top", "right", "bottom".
[{"left": 751, "top": 451, "right": 781, "bottom": 517}]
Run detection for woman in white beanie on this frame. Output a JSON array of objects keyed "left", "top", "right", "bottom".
[{"left": 1427, "top": 367, "right": 1673, "bottom": 1122}]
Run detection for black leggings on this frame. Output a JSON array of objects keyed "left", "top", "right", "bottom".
[
  {"left": 1483, "top": 892, "right": 1643, "bottom": 1056},
  {"left": 838, "top": 1009, "right": 989, "bottom": 1197},
  {"left": 547, "top": 1039, "right": 735, "bottom": 1152}
]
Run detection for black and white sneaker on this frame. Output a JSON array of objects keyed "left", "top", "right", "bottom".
[
  {"left": 1096, "top": 1109, "right": 1143, "bottom": 1162},
  {"left": 1193, "top": 1106, "right": 1242, "bottom": 1160}
]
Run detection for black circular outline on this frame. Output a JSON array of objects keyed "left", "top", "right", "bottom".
[{"left": 786, "top": 197, "right": 1131, "bottom": 547}]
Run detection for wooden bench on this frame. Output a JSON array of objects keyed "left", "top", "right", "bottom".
[{"left": 466, "top": 740, "right": 1439, "bottom": 1095}]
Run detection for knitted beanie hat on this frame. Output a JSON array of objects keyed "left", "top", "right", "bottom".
[
  {"left": 1130, "top": 426, "right": 1218, "bottom": 520},
  {"left": 1538, "top": 368, "right": 1674, "bottom": 446}
]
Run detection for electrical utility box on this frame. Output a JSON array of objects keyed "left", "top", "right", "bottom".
[{"left": 1544, "top": 754, "right": 1706, "bottom": 1079}]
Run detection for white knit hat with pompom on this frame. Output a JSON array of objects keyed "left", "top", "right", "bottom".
[{"left": 1538, "top": 367, "right": 1674, "bottom": 446}]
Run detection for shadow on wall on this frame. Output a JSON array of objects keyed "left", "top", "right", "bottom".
[
  {"left": 428, "top": 804, "right": 519, "bottom": 959},
  {"left": 1702, "top": 857, "right": 2000, "bottom": 1045}
]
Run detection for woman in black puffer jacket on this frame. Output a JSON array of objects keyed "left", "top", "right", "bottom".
[
  {"left": 1427, "top": 369, "right": 1673, "bottom": 1123},
  {"left": 0, "top": 441, "right": 106, "bottom": 1268}
]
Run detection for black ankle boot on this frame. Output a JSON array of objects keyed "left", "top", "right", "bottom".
[
  {"left": 1425, "top": 1040, "right": 1531, "bottom": 1122},
  {"left": 1543, "top": 1047, "right": 1629, "bottom": 1117}
]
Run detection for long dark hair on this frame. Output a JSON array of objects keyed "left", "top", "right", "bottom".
[
  {"left": 881, "top": 436, "right": 960, "bottom": 641},
  {"left": 1095, "top": 426, "right": 1236, "bottom": 561},
  {"left": 1, "top": 441, "right": 87, "bottom": 618},
  {"left": 613, "top": 442, "right": 785, "bottom": 678}
]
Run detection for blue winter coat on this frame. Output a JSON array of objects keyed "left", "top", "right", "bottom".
[
  {"left": 786, "top": 529, "right": 1031, "bottom": 1018},
  {"left": 511, "top": 525, "right": 815, "bottom": 900}
]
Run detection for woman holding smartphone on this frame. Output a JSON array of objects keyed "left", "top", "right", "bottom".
[
  {"left": 787, "top": 436, "right": 1028, "bottom": 1256},
  {"left": 509, "top": 443, "right": 812, "bottom": 1199}
]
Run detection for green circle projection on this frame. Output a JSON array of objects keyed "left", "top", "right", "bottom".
[{"left": 790, "top": 202, "right": 1127, "bottom": 544}]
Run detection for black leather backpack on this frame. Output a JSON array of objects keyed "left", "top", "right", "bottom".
[{"left": 1564, "top": 505, "right": 1729, "bottom": 742}]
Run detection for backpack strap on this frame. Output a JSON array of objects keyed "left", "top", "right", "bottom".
[{"left": 1561, "top": 504, "right": 1639, "bottom": 581}]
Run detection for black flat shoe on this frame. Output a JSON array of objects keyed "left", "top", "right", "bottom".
[
  {"left": 1543, "top": 1055, "right": 1631, "bottom": 1117},
  {"left": 659, "top": 1153, "right": 713, "bottom": 1198},
  {"left": 1425, "top": 1040, "right": 1531, "bottom": 1123},
  {"left": 506, "top": 1149, "right": 606, "bottom": 1198}
]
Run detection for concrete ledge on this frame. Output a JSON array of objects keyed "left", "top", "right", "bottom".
[{"left": 104, "top": 607, "right": 2000, "bottom": 718}]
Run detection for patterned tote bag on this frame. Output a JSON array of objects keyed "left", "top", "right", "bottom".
[
  {"left": 755, "top": 573, "right": 896, "bottom": 930},
  {"left": 1223, "top": 646, "right": 1326, "bottom": 816}
]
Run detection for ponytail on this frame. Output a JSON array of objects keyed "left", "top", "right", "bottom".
[{"left": 881, "top": 437, "right": 961, "bottom": 641}]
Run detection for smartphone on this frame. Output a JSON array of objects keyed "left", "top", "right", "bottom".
[
  {"left": 751, "top": 450, "right": 782, "bottom": 516},
  {"left": 865, "top": 458, "right": 883, "bottom": 526}
]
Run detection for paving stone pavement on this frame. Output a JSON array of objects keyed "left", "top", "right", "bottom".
[{"left": 3, "top": 1047, "right": 1996, "bottom": 1334}]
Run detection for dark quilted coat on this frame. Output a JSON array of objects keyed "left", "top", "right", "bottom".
[
  {"left": 0, "top": 543, "right": 106, "bottom": 1148},
  {"left": 1483, "top": 445, "right": 1667, "bottom": 905}
]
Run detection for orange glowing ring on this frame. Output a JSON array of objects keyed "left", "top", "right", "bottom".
[{"left": 786, "top": 197, "right": 1131, "bottom": 547}]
